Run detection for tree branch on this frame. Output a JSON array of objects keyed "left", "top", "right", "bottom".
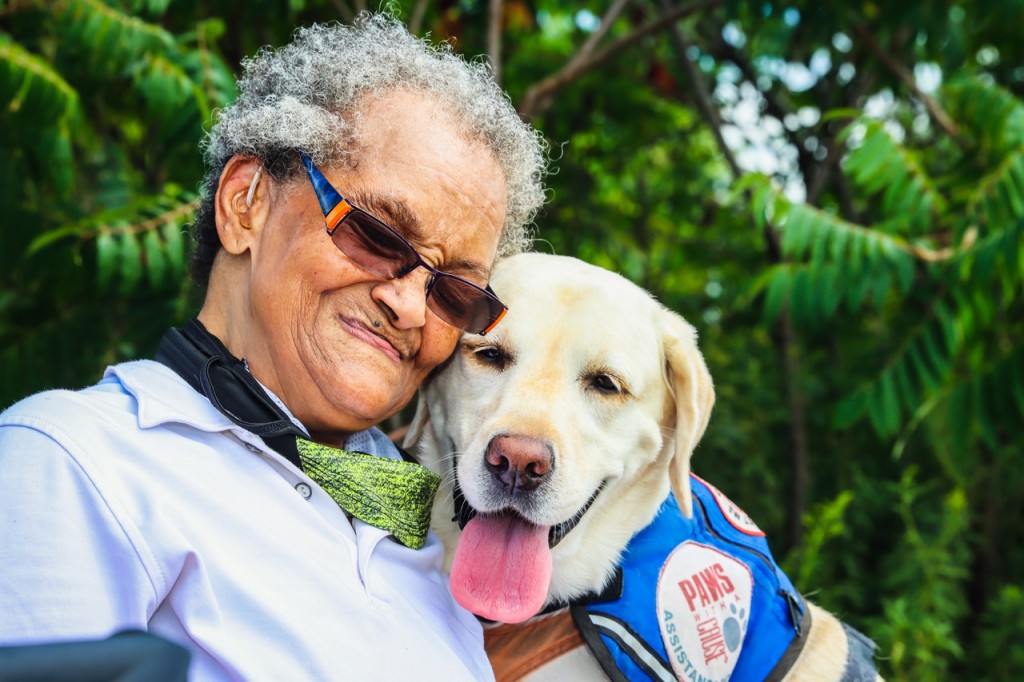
[
  {"left": 779, "top": 309, "right": 809, "bottom": 550},
  {"left": 488, "top": 0, "right": 503, "bottom": 85},
  {"left": 700, "top": 25, "right": 815, "bottom": 547},
  {"left": 409, "top": 0, "right": 430, "bottom": 35},
  {"left": 326, "top": 0, "right": 354, "bottom": 23},
  {"left": 659, "top": 1, "right": 740, "bottom": 178},
  {"left": 755, "top": 219, "right": 811, "bottom": 550},
  {"left": 517, "top": 0, "right": 721, "bottom": 119},
  {"left": 805, "top": 66, "right": 876, "bottom": 205},
  {"left": 852, "top": 23, "right": 963, "bottom": 143},
  {"left": 704, "top": 32, "right": 819, "bottom": 189},
  {"left": 571, "top": 0, "right": 634, "bottom": 68}
]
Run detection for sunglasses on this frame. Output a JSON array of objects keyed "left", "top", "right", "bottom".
[{"left": 299, "top": 153, "right": 507, "bottom": 335}]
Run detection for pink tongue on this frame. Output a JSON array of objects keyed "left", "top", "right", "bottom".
[{"left": 449, "top": 514, "right": 552, "bottom": 623}]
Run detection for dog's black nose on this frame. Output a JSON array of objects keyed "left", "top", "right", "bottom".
[{"left": 484, "top": 435, "right": 554, "bottom": 494}]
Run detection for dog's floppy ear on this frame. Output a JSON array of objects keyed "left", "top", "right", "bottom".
[
  {"left": 403, "top": 391, "right": 431, "bottom": 451},
  {"left": 405, "top": 350, "right": 459, "bottom": 454},
  {"left": 403, "top": 380, "right": 455, "bottom": 475},
  {"left": 662, "top": 309, "right": 715, "bottom": 518}
]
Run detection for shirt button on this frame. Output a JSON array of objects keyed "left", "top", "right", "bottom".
[
  {"left": 295, "top": 482, "right": 313, "bottom": 499},
  {"left": 246, "top": 444, "right": 260, "bottom": 453}
]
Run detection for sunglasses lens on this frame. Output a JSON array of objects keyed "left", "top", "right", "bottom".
[
  {"left": 333, "top": 211, "right": 418, "bottom": 278},
  {"left": 429, "top": 276, "right": 507, "bottom": 334},
  {"left": 317, "top": 183, "right": 507, "bottom": 333}
]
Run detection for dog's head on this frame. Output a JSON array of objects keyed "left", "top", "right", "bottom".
[{"left": 407, "top": 253, "right": 714, "bottom": 622}]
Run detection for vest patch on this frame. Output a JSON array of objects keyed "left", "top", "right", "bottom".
[
  {"left": 696, "top": 474, "right": 764, "bottom": 537},
  {"left": 656, "top": 541, "right": 753, "bottom": 682}
]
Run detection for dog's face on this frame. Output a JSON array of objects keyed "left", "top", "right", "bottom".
[{"left": 409, "top": 253, "right": 714, "bottom": 623}]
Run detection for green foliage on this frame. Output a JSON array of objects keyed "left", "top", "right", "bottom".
[
  {"left": 976, "top": 585, "right": 1024, "bottom": 681},
  {"left": 843, "top": 121, "right": 948, "bottom": 235},
  {"left": 0, "top": 34, "right": 79, "bottom": 126},
  {"left": 781, "top": 490, "right": 854, "bottom": 592},
  {"left": 742, "top": 67, "right": 1023, "bottom": 679},
  {"left": 869, "top": 470, "right": 970, "bottom": 680},
  {"left": 0, "top": 0, "right": 237, "bottom": 406},
  {"left": 747, "top": 81, "right": 1024, "bottom": 451}
]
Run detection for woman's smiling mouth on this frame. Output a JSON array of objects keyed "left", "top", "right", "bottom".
[{"left": 341, "top": 316, "right": 402, "bottom": 363}]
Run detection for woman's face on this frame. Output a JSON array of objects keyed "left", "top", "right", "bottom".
[{"left": 230, "top": 91, "right": 508, "bottom": 442}]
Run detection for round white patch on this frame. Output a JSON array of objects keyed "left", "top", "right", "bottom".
[
  {"left": 657, "top": 541, "right": 753, "bottom": 682},
  {"left": 696, "top": 474, "right": 765, "bottom": 537}
]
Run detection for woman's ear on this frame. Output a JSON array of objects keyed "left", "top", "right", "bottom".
[{"left": 215, "top": 156, "right": 266, "bottom": 255}]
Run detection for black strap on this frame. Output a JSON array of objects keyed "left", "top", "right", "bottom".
[
  {"left": 764, "top": 594, "right": 813, "bottom": 682},
  {"left": 450, "top": 479, "right": 477, "bottom": 529},
  {"left": 154, "top": 318, "right": 304, "bottom": 468},
  {"left": 568, "top": 607, "right": 667, "bottom": 682}
]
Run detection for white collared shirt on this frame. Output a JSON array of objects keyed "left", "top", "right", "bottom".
[{"left": 0, "top": 360, "right": 493, "bottom": 681}]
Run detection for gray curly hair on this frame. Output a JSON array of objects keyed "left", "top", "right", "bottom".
[{"left": 191, "top": 13, "right": 547, "bottom": 286}]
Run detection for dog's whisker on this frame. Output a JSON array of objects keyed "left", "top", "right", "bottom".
[{"left": 435, "top": 449, "right": 463, "bottom": 489}]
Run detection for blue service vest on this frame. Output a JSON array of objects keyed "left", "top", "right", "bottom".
[{"left": 569, "top": 475, "right": 808, "bottom": 682}]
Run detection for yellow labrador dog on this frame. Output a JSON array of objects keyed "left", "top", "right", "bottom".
[{"left": 408, "top": 253, "right": 880, "bottom": 682}]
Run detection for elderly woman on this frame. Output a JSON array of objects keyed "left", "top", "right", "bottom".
[{"left": 0, "top": 14, "right": 545, "bottom": 681}]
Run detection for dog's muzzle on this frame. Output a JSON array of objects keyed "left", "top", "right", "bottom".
[{"left": 452, "top": 480, "right": 604, "bottom": 549}]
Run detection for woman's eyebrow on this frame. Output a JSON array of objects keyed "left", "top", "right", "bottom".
[
  {"left": 354, "top": 194, "right": 422, "bottom": 236},
  {"left": 446, "top": 258, "right": 490, "bottom": 281},
  {"left": 351, "top": 193, "right": 491, "bottom": 280}
]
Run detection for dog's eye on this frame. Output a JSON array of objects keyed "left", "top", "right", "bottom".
[
  {"left": 589, "top": 373, "right": 622, "bottom": 394},
  {"left": 471, "top": 345, "right": 509, "bottom": 368}
]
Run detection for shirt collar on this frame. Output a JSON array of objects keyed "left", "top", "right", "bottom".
[{"left": 105, "top": 359, "right": 242, "bottom": 434}]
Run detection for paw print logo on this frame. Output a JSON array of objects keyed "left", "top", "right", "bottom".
[{"left": 722, "top": 603, "right": 747, "bottom": 653}]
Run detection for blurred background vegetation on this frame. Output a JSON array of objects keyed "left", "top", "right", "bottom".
[{"left": 2, "top": 0, "right": 1022, "bottom": 678}]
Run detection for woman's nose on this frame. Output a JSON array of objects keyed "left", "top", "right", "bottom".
[{"left": 372, "top": 266, "right": 431, "bottom": 329}]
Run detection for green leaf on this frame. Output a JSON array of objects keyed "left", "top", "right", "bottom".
[
  {"left": 922, "top": 326, "right": 951, "bottom": 380},
  {"left": 829, "top": 221, "right": 850, "bottom": 261},
  {"left": 870, "top": 268, "right": 892, "bottom": 308},
  {"left": 56, "top": 0, "right": 176, "bottom": 77},
  {"left": 143, "top": 228, "right": 167, "bottom": 289},
  {"left": 879, "top": 369, "right": 902, "bottom": 436},
  {"left": 762, "top": 267, "right": 791, "bottom": 321},
  {"left": 96, "top": 231, "right": 119, "bottom": 291},
  {"left": 163, "top": 221, "right": 187, "bottom": 277},
  {"left": 935, "top": 302, "right": 961, "bottom": 355},
  {"left": 133, "top": 52, "right": 194, "bottom": 115},
  {"left": 1000, "top": 166, "right": 1024, "bottom": 219},
  {"left": 909, "top": 344, "right": 941, "bottom": 393},
  {"left": 866, "top": 389, "right": 890, "bottom": 437},
  {"left": 781, "top": 205, "right": 811, "bottom": 259},
  {"left": 845, "top": 264, "right": 872, "bottom": 312},
  {"left": 819, "top": 265, "right": 842, "bottom": 318},
  {"left": 809, "top": 215, "right": 831, "bottom": 265},
  {"left": 894, "top": 250, "right": 916, "bottom": 293},
  {"left": 0, "top": 35, "right": 80, "bottom": 124},
  {"left": 971, "top": 378, "right": 999, "bottom": 450},
  {"left": 822, "top": 108, "right": 863, "bottom": 125},
  {"left": 118, "top": 233, "right": 143, "bottom": 295},
  {"left": 789, "top": 268, "right": 812, "bottom": 323},
  {"left": 834, "top": 389, "right": 868, "bottom": 428},
  {"left": 893, "top": 358, "right": 918, "bottom": 412}
]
